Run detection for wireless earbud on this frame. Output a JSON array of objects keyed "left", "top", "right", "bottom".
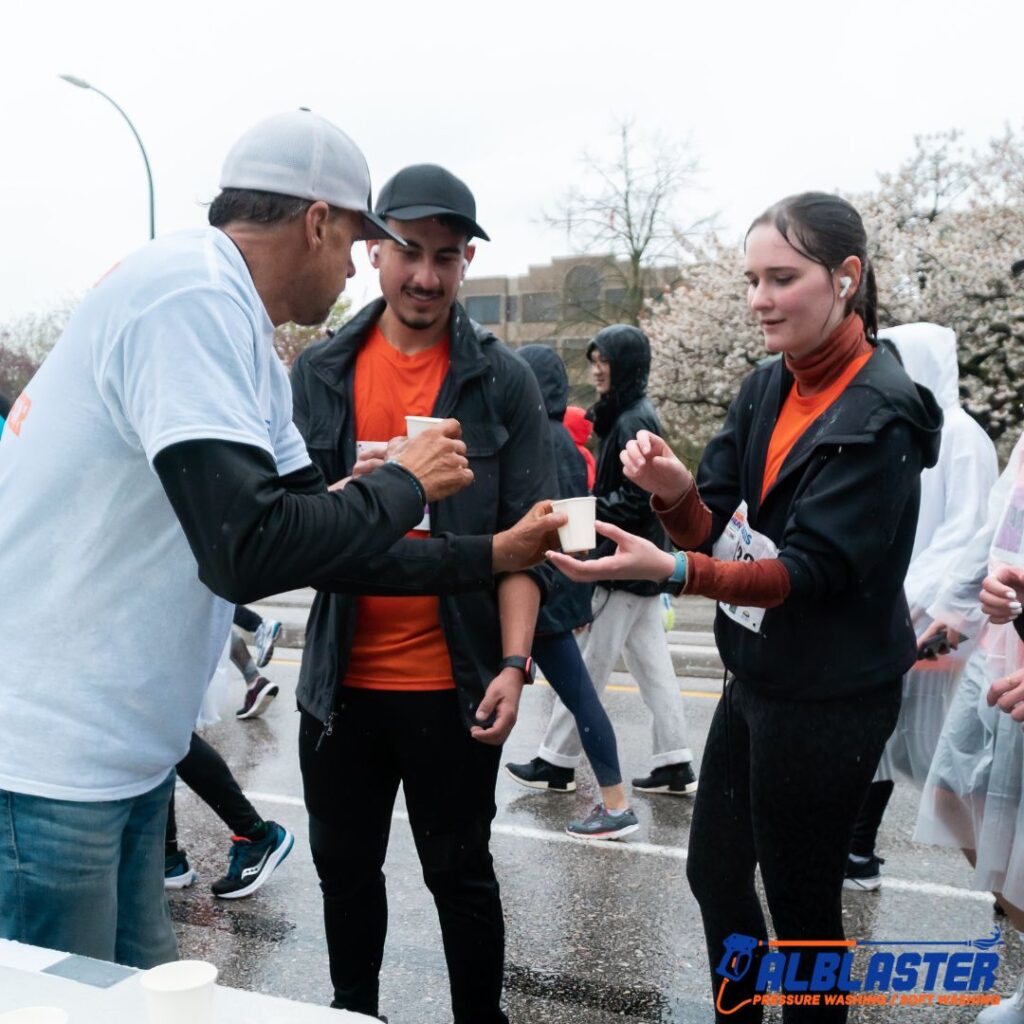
[
  {"left": 369, "top": 244, "right": 381, "bottom": 266},
  {"left": 462, "top": 258, "right": 469, "bottom": 275},
  {"left": 839, "top": 276, "right": 853, "bottom": 299}
]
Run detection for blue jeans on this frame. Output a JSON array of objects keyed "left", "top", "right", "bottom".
[{"left": 0, "top": 772, "right": 177, "bottom": 968}]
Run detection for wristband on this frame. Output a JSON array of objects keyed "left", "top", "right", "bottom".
[
  {"left": 385, "top": 458, "right": 426, "bottom": 507},
  {"left": 499, "top": 655, "right": 536, "bottom": 683},
  {"left": 668, "top": 551, "right": 688, "bottom": 586}
]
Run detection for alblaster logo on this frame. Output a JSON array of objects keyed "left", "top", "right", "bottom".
[{"left": 715, "top": 928, "right": 1005, "bottom": 1014}]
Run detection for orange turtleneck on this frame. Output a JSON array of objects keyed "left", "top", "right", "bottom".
[
  {"left": 654, "top": 314, "right": 872, "bottom": 611},
  {"left": 761, "top": 314, "right": 872, "bottom": 500}
]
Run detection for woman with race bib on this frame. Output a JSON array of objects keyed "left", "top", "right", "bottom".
[{"left": 549, "top": 193, "right": 943, "bottom": 1023}]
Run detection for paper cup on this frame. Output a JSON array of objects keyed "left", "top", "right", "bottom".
[
  {"left": 0, "top": 1010, "right": 69, "bottom": 1024},
  {"left": 551, "top": 496, "right": 597, "bottom": 553},
  {"left": 405, "top": 415, "right": 445, "bottom": 438},
  {"left": 140, "top": 960, "right": 218, "bottom": 1024}
]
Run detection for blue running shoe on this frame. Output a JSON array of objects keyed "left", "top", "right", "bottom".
[
  {"left": 211, "top": 822, "right": 294, "bottom": 899},
  {"left": 566, "top": 804, "right": 639, "bottom": 841}
]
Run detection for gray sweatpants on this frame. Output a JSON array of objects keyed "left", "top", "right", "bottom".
[{"left": 538, "top": 587, "right": 693, "bottom": 770}]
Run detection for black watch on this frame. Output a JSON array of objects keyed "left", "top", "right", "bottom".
[{"left": 499, "top": 655, "right": 536, "bottom": 683}]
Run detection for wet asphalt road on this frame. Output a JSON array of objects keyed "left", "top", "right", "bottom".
[{"left": 170, "top": 652, "right": 1021, "bottom": 1023}]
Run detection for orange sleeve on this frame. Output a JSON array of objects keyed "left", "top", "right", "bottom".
[
  {"left": 652, "top": 485, "right": 713, "bottom": 550},
  {"left": 683, "top": 554, "right": 790, "bottom": 608}
]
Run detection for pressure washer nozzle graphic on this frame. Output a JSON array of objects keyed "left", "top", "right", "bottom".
[{"left": 717, "top": 933, "right": 759, "bottom": 982}]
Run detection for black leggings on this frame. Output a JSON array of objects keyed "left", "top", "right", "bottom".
[
  {"left": 233, "top": 605, "right": 262, "bottom": 633},
  {"left": 686, "top": 677, "right": 900, "bottom": 1023},
  {"left": 166, "top": 732, "right": 261, "bottom": 848}
]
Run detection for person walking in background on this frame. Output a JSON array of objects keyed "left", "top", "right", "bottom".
[
  {"left": 550, "top": 193, "right": 942, "bottom": 1023},
  {"left": 564, "top": 404, "right": 596, "bottom": 490},
  {"left": 844, "top": 322, "right": 997, "bottom": 891},
  {"left": 164, "top": 731, "right": 293, "bottom": 899},
  {"left": 512, "top": 344, "right": 638, "bottom": 840},
  {"left": 508, "top": 324, "right": 698, "bottom": 798},
  {"left": 231, "top": 605, "right": 282, "bottom": 719}
]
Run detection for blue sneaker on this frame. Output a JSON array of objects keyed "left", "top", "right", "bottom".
[
  {"left": 211, "top": 822, "right": 294, "bottom": 899},
  {"left": 164, "top": 849, "right": 198, "bottom": 889},
  {"left": 566, "top": 804, "right": 640, "bottom": 841}
]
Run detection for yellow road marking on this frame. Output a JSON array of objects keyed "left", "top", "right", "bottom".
[{"left": 270, "top": 657, "right": 720, "bottom": 699}]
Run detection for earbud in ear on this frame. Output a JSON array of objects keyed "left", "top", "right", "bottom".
[
  {"left": 369, "top": 244, "right": 380, "bottom": 266},
  {"left": 839, "top": 276, "right": 853, "bottom": 299},
  {"left": 462, "top": 258, "right": 469, "bottom": 274}
]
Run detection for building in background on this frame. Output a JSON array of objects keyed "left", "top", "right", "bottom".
[{"left": 461, "top": 255, "right": 678, "bottom": 406}]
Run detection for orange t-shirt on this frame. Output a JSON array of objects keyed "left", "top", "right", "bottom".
[
  {"left": 343, "top": 325, "right": 454, "bottom": 691},
  {"left": 761, "top": 350, "right": 872, "bottom": 501}
]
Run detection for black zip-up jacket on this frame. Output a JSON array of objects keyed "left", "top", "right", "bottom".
[
  {"left": 290, "top": 299, "right": 556, "bottom": 732},
  {"left": 694, "top": 342, "right": 943, "bottom": 700},
  {"left": 518, "top": 345, "right": 593, "bottom": 635},
  {"left": 586, "top": 325, "right": 672, "bottom": 597}
]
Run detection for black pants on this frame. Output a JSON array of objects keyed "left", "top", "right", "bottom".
[
  {"left": 299, "top": 689, "right": 507, "bottom": 1023},
  {"left": 686, "top": 677, "right": 900, "bottom": 1023},
  {"left": 233, "top": 604, "right": 262, "bottom": 632},
  {"left": 166, "top": 732, "right": 261, "bottom": 846}
]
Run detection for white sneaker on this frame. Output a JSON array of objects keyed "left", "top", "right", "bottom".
[
  {"left": 254, "top": 619, "right": 281, "bottom": 668},
  {"left": 978, "top": 970, "right": 1024, "bottom": 1022}
]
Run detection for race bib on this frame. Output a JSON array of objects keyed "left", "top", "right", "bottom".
[{"left": 710, "top": 501, "right": 779, "bottom": 634}]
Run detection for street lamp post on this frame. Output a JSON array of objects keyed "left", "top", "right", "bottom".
[{"left": 59, "top": 74, "right": 155, "bottom": 240}]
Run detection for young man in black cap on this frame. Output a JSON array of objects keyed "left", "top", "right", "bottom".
[{"left": 291, "top": 164, "right": 557, "bottom": 1023}]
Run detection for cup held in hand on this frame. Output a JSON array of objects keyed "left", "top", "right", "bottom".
[
  {"left": 551, "top": 496, "right": 596, "bottom": 553},
  {"left": 140, "top": 960, "right": 218, "bottom": 1024},
  {"left": 404, "top": 415, "right": 445, "bottom": 438}
]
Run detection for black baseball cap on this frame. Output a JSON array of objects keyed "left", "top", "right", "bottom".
[{"left": 374, "top": 164, "right": 490, "bottom": 241}]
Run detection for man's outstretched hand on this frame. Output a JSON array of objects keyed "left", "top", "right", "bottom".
[{"left": 492, "top": 501, "right": 567, "bottom": 573}]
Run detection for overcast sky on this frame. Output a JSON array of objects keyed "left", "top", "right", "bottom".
[{"left": 3, "top": 0, "right": 1022, "bottom": 323}]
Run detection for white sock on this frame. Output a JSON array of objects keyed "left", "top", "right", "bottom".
[
  {"left": 849, "top": 853, "right": 872, "bottom": 864},
  {"left": 607, "top": 806, "right": 627, "bottom": 817}
]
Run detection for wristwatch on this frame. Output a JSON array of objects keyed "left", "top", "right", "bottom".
[{"left": 499, "top": 655, "right": 536, "bottom": 683}]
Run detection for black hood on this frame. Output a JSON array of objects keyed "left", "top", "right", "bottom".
[
  {"left": 518, "top": 344, "right": 569, "bottom": 419},
  {"left": 585, "top": 324, "right": 651, "bottom": 437}
]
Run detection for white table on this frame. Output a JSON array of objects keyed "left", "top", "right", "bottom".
[{"left": 0, "top": 941, "right": 373, "bottom": 1022}]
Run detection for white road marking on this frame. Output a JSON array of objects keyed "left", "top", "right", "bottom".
[{"left": 244, "top": 790, "right": 992, "bottom": 903}]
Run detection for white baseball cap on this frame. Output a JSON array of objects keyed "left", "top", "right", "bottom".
[{"left": 219, "top": 109, "right": 404, "bottom": 243}]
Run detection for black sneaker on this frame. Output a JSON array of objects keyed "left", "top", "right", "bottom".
[
  {"left": 235, "top": 676, "right": 279, "bottom": 720},
  {"left": 164, "top": 848, "right": 197, "bottom": 890},
  {"left": 843, "top": 854, "right": 884, "bottom": 891},
  {"left": 504, "top": 757, "right": 576, "bottom": 793},
  {"left": 632, "top": 762, "right": 698, "bottom": 796},
  {"left": 211, "top": 822, "right": 294, "bottom": 899}
]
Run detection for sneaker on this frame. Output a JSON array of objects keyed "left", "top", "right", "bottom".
[
  {"left": 164, "top": 849, "right": 197, "bottom": 890},
  {"left": 235, "top": 676, "right": 279, "bottom": 720},
  {"left": 631, "top": 762, "right": 698, "bottom": 796},
  {"left": 977, "top": 969, "right": 1024, "bottom": 1022},
  {"left": 843, "top": 854, "right": 884, "bottom": 891},
  {"left": 567, "top": 804, "right": 640, "bottom": 841},
  {"left": 211, "top": 822, "right": 294, "bottom": 899},
  {"left": 254, "top": 619, "right": 282, "bottom": 668},
  {"left": 504, "top": 757, "right": 576, "bottom": 793}
]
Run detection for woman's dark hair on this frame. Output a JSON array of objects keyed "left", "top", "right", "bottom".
[
  {"left": 208, "top": 188, "right": 315, "bottom": 228},
  {"left": 746, "top": 192, "right": 878, "bottom": 338}
]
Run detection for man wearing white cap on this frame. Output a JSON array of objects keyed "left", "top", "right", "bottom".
[{"left": 0, "top": 110, "right": 483, "bottom": 968}]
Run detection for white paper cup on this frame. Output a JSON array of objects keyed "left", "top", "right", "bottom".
[
  {"left": 0, "top": 1009, "right": 69, "bottom": 1024},
  {"left": 405, "top": 415, "right": 445, "bottom": 438},
  {"left": 551, "top": 496, "right": 597, "bottom": 553},
  {"left": 140, "top": 960, "right": 218, "bottom": 1024}
]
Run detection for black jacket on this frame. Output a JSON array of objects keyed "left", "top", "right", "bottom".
[
  {"left": 290, "top": 299, "right": 556, "bottom": 732},
  {"left": 518, "top": 345, "right": 593, "bottom": 634},
  {"left": 586, "top": 325, "right": 672, "bottom": 597},
  {"left": 694, "top": 342, "right": 943, "bottom": 700}
]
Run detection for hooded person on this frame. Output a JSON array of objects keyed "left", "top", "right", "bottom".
[
  {"left": 506, "top": 345, "right": 638, "bottom": 838},
  {"left": 844, "top": 323, "right": 998, "bottom": 891},
  {"left": 507, "top": 325, "right": 698, "bottom": 797},
  {"left": 563, "top": 404, "right": 596, "bottom": 490}
]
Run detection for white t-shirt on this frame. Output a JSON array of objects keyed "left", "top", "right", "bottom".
[{"left": 0, "top": 228, "right": 310, "bottom": 801}]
